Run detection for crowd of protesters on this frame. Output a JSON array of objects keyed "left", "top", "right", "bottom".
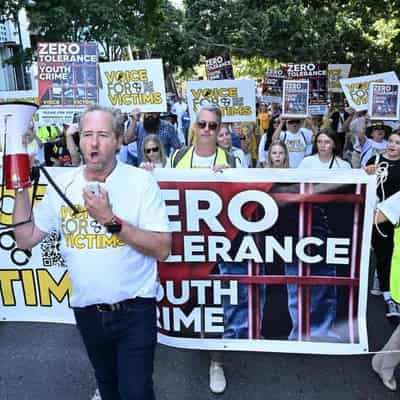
[{"left": 26, "top": 95, "right": 400, "bottom": 397}]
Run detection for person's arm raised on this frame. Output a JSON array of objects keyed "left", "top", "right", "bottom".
[{"left": 13, "top": 189, "right": 47, "bottom": 249}]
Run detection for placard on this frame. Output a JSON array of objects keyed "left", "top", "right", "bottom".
[
  {"left": 328, "top": 64, "right": 352, "bottom": 93},
  {"left": 205, "top": 55, "right": 234, "bottom": 80},
  {"left": 340, "top": 72, "right": 399, "bottom": 112},
  {"left": 37, "top": 42, "right": 99, "bottom": 108},
  {"left": 285, "top": 63, "right": 328, "bottom": 115},
  {"left": 99, "top": 59, "right": 167, "bottom": 112},
  {"left": 263, "top": 68, "right": 285, "bottom": 103},
  {"left": 368, "top": 82, "right": 400, "bottom": 121},
  {"left": 186, "top": 79, "right": 256, "bottom": 123},
  {"left": 282, "top": 80, "right": 309, "bottom": 119}
]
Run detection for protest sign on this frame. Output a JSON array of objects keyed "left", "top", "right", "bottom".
[
  {"left": 0, "top": 168, "right": 374, "bottom": 355},
  {"left": 368, "top": 82, "right": 400, "bottom": 121},
  {"left": 37, "top": 42, "right": 98, "bottom": 108},
  {"left": 285, "top": 63, "right": 328, "bottom": 115},
  {"left": 205, "top": 55, "right": 234, "bottom": 80},
  {"left": 37, "top": 108, "right": 80, "bottom": 126},
  {"left": 263, "top": 68, "right": 285, "bottom": 103},
  {"left": 328, "top": 64, "right": 352, "bottom": 93},
  {"left": 282, "top": 80, "right": 309, "bottom": 119},
  {"left": 186, "top": 79, "right": 256, "bottom": 123},
  {"left": 340, "top": 71, "right": 399, "bottom": 112},
  {"left": 0, "top": 89, "right": 39, "bottom": 105},
  {"left": 99, "top": 59, "right": 167, "bottom": 112}
]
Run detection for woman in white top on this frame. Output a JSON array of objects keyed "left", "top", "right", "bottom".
[
  {"left": 298, "top": 128, "right": 351, "bottom": 169},
  {"left": 216, "top": 124, "right": 248, "bottom": 167},
  {"left": 140, "top": 134, "right": 168, "bottom": 169}
]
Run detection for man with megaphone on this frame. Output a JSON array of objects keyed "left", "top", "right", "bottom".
[{"left": 12, "top": 104, "right": 171, "bottom": 400}]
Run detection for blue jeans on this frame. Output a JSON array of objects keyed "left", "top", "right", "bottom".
[
  {"left": 285, "top": 260, "right": 337, "bottom": 341},
  {"left": 218, "top": 261, "right": 266, "bottom": 339},
  {"left": 74, "top": 297, "right": 157, "bottom": 400}
]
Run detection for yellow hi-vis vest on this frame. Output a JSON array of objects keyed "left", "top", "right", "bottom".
[
  {"left": 171, "top": 146, "right": 236, "bottom": 168},
  {"left": 36, "top": 125, "right": 58, "bottom": 142},
  {"left": 390, "top": 228, "right": 400, "bottom": 303}
]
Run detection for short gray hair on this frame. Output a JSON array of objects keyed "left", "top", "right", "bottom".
[
  {"left": 79, "top": 105, "right": 125, "bottom": 139},
  {"left": 195, "top": 105, "right": 222, "bottom": 126}
]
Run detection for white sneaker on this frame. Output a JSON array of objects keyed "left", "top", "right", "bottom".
[
  {"left": 370, "top": 271, "right": 382, "bottom": 296},
  {"left": 91, "top": 389, "right": 101, "bottom": 400},
  {"left": 209, "top": 361, "right": 226, "bottom": 394}
]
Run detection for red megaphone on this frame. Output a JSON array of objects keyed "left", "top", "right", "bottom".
[{"left": 0, "top": 101, "right": 39, "bottom": 189}]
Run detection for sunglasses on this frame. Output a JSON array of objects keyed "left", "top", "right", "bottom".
[
  {"left": 145, "top": 146, "right": 159, "bottom": 154},
  {"left": 288, "top": 120, "right": 301, "bottom": 125},
  {"left": 197, "top": 120, "right": 219, "bottom": 130},
  {"left": 240, "top": 136, "right": 247, "bottom": 141}
]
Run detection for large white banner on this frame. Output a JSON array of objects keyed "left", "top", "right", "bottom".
[
  {"left": 186, "top": 79, "right": 256, "bottom": 123},
  {"left": 340, "top": 71, "right": 399, "bottom": 111},
  {"left": 0, "top": 168, "right": 375, "bottom": 355},
  {"left": 99, "top": 59, "right": 167, "bottom": 113}
]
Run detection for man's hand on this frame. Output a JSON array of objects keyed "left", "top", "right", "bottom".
[
  {"left": 83, "top": 187, "right": 114, "bottom": 225},
  {"left": 66, "top": 123, "right": 79, "bottom": 136},
  {"left": 212, "top": 164, "right": 229, "bottom": 172}
]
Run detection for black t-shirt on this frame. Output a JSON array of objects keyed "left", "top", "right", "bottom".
[{"left": 366, "top": 154, "right": 400, "bottom": 200}]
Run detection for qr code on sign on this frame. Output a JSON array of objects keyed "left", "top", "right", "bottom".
[{"left": 40, "top": 231, "right": 66, "bottom": 268}]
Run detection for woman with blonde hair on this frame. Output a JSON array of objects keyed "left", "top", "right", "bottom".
[
  {"left": 264, "top": 140, "right": 290, "bottom": 168},
  {"left": 140, "top": 134, "right": 168, "bottom": 169}
]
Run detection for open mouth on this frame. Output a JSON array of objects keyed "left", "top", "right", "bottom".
[{"left": 89, "top": 151, "right": 99, "bottom": 160}]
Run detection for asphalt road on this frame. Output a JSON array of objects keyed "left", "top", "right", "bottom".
[{"left": 0, "top": 292, "right": 398, "bottom": 400}]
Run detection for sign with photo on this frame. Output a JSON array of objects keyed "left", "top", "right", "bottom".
[
  {"left": 368, "top": 82, "right": 400, "bottom": 121},
  {"left": 282, "top": 80, "right": 309, "bottom": 119},
  {"left": 186, "top": 79, "right": 256, "bottom": 123},
  {"left": 285, "top": 63, "right": 328, "bottom": 115},
  {"left": 340, "top": 71, "right": 399, "bottom": 112},
  {"left": 99, "top": 59, "right": 167, "bottom": 112},
  {"left": 0, "top": 167, "right": 375, "bottom": 355},
  {"left": 37, "top": 42, "right": 99, "bottom": 108},
  {"left": 205, "top": 55, "right": 234, "bottom": 80},
  {"left": 263, "top": 68, "right": 285, "bottom": 103}
]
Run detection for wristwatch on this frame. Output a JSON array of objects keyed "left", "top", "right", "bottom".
[{"left": 104, "top": 215, "right": 123, "bottom": 234}]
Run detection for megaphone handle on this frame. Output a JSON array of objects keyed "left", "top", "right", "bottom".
[{"left": 38, "top": 166, "right": 80, "bottom": 215}]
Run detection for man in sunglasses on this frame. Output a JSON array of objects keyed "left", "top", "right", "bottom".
[
  {"left": 170, "top": 105, "right": 242, "bottom": 395},
  {"left": 272, "top": 118, "right": 315, "bottom": 167},
  {"left": 170, "top": 105, "right": 236, "bottom": 169}
]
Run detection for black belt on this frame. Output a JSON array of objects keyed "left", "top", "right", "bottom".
[{"left": 87, "top": 297, "right": 144, "bottom": 312}]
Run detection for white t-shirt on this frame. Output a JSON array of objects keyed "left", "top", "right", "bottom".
[
  {"left": 191, "top": 152, "right": 217, "bottom": 168},
  {"left": 378, "top": 191, "right": 400, "bottom": 226},
  {"left": 33, "top": 161, "right": 170, "bottom": 307},
  {"left": 171, "top": 102, "right": 187, "bottom": 118},
  {"left": 279, "top": 128, "right": 313, "bottom": 168},
  {"left": 353, "top": 137, "right": 388, "bottom": 167},
  {"left": 298, "top": 154, "right": 351, "bottom": 169}
]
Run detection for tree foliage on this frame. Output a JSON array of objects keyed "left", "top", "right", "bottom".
[{"left": 3, "top": 0, "right": 400, "bottom": 77}]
